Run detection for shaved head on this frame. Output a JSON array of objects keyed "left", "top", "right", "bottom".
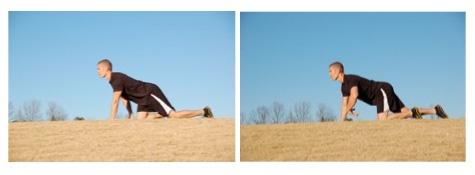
[
  {"left": 329, "top": 61, "right": 344, "bottom": 73},
  {"left": 97, "top": 59, "right": 112, "bottom": 71}
]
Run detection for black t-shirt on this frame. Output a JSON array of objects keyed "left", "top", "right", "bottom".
[
  {"left": 109, "top": 72, "right": 155, "bottom": 105},
  {"left": 341, "top": 74, "right": 384, "bottom": 105}
]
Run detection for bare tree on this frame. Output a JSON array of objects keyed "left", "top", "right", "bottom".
[
  {"left": 240, "top": 111, "right": 247, "bottom": 125},
  {"left": 285, "top": 110, "right": 298, "bottom": 123},
  {"left": 293, "top": 101, "right": 312, "bottom": 123},
  {"left": 46, "top": 102, "right": 68, "bottom": 121},
  {"left": 74, "top": 116, "right": 85, "bottom": 121},
  {"left": 14, "top": 109, "right": 24, "bottom": 122},
  {"left": 250, "top": 106, "right": 270, "bottom": 125},
  {"left": 256, "top": 106, "right": 270, "bottom": 124},
  {"left": 316, "top": 103, "right": 337, "bottom": 122},
  {"left": 9, "top": 101, "right": 15, "bottom": 122},
  {"left": 22, "top": 100, "right": 42, "bottom": 122},
  {"left": 271, "top": 101, "right": 285, "bottom": 124},
  {"left": 249, "top": 109, "right": 258, "bottom": 125}
]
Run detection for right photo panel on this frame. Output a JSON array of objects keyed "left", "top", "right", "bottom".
[{"left": 240, "top": 12, "right": 465, "bottom": 161}]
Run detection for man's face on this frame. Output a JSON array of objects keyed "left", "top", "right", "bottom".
[
  {"left": 97, "top": 64, "right": 108, "bottom": 78},
  {"left": 329, "top": 66, "right": 340, "bottom": 81}
]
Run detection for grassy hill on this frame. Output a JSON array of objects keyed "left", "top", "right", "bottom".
[
  {"left": 9, "top": 118, "right": 235, "bottom": 162},
  {"left": 241, "top": 119, "right": 465, "bottom": 161}
]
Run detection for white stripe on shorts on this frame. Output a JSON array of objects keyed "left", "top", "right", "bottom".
[
  {"left": 150, "top": 94, "right": 173, "bottom": 115},
  {"left": 380, "top": 88, "right": 389, "bottom": 113}
]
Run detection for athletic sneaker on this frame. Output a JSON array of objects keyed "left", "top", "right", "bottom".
[
  {"left": 435, "top": 104, "right": 449, "bottom": 119},
  {"left": 203, "top": 106, "right": 214, "bottom": 118},
  {"left": 411, "top": 107, "right": 422, "bottom": 119}
]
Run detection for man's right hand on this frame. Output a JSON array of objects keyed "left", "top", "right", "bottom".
[{"left": 349, "top": 109, "right": 359, "bottom": 117}]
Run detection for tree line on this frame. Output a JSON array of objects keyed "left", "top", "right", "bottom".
[
  {"left": 9, "top": 100, "right": 85, "bottom": 122},
  {"left": 240, "top": 101, "right": 338, "bottom": 125}
]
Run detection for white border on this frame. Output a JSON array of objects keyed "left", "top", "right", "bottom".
[
  {"left": 1, "top": 0, "right": 473, "bottom": 175},
  {"left": 235, "top": 11, "right": 241, "bottom": 163}
]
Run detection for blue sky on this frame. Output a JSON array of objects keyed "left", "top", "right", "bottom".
[
  {"left": 9, "top": 11, "right": 235, "bottom": 120},
  {"left": 241, "top": 12, "right": 465, "bottom": 121}
]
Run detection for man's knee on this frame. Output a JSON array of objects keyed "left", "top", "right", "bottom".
[
  {"left": 400, "top": 107, "right": 410, "bottom": 113},
  {"left": 168, "top": 111, "right": 178, "bottom": 118},
  {"left": 137, "top": 112, "right": 148, "bottom": 120},
  {"left": 377, "top": 113, "right": 387, "bottom": 120}
]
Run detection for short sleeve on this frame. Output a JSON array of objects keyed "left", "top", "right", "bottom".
[
  {"left": 347, "top": 77, "right": 358, "bottom": 89},
  {"left": 110, "top": 77, "right": 123, "bottom": 92},
  {"left": 342, "top": 86, "right": 349, "bottom": 97},
  {"left": 342, "top": 75, "right": 358, "bottom": 97}
]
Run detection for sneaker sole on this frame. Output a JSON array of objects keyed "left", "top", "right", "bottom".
[
  {"left": 436, "top": 105, "right": 449, "bottom": 119},
  {"left": 205, "top": 106, "right": 214, "bottom": 118},
  {"left": 412, "top": 107, "right": 422, "bottom": 119}
]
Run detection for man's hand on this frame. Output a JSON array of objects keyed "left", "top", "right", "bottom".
[
  {"left": 342, "top": 86, "right": 359, "bottom": 121},
  {"left": 349, "top": 110, "right": 359, "bottom": 117}
]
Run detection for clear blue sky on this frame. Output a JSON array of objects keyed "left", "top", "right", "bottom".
[
  {"left": 9, "top": 11, "right": 235, "bottom": 120},
  {"left": 241, "top": 12, "right": 465, "bottom": 121}
]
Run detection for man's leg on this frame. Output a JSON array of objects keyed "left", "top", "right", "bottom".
[
  {"left": 376, "top": 86, "right": 392, "bottom": 120},
  {"left": 137, "top": 112, "right": 164, "bottom": 120},
  {"left": 414, "top": 105, "right": 448, "bottom": 119},
  {"left": 379, "top": 83, "right": 412, "bottom": 120},
  {"left": 377, "top": 112, "right": 388, "bottom": 120},
  {"left": 150, "top": 93, "right": 211, "bottom": 119},
  {"left": 419, "top": 108, "right": 436, "bottom": 115},
  {"left": 387, "top": 107, "right": 413, "bottom": 120},
  {"left": 168, "top": 109, "right": 205, "bottom": 119},
  {"left": 137, "top": 112, "right": 148, "bottom": 120},
  {"left": 147, "top": 113, "right": 164, "bottom": 119},
  {"left": 148, "top": 85, "right": 212, "bottom": 119}
]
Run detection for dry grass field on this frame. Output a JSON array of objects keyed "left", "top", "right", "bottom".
[
  {"left": 241, "top": 119, "right": 465, "bottom": 161},
  {"left": 9, "top": 118, "right": 235, "bottom": 162}
]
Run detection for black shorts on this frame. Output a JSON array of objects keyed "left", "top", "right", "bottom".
[
  {"left": 373, "top": 83, "right": 405, "bottom": 114},
  {"left": 137, "top": 84, "right": 175, "bottom": 117}
]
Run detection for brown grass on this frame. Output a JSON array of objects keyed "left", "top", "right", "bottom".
[
  {"left": 241, "top": 119, "right": 465, "bottom": 161},
  {"left": 9, "top": 118, "right": 235, "bottom": 162}
]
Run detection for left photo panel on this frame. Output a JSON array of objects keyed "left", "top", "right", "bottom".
[{"left": 8, "top": 11, "right": 235, "bottom": 162}]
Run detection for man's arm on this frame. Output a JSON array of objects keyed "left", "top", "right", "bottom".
[
  {"left": 120, "top": 97, "right": 133, "bottom": 119},
  {"left": 109, "top": 91, "right": 122, "bottom": 121},
  {"left": 341, "top": 96, "right": 349, "bottom": 122},
  {"left": 346, "top": 86, "right": 359, "bottom": 116}
]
